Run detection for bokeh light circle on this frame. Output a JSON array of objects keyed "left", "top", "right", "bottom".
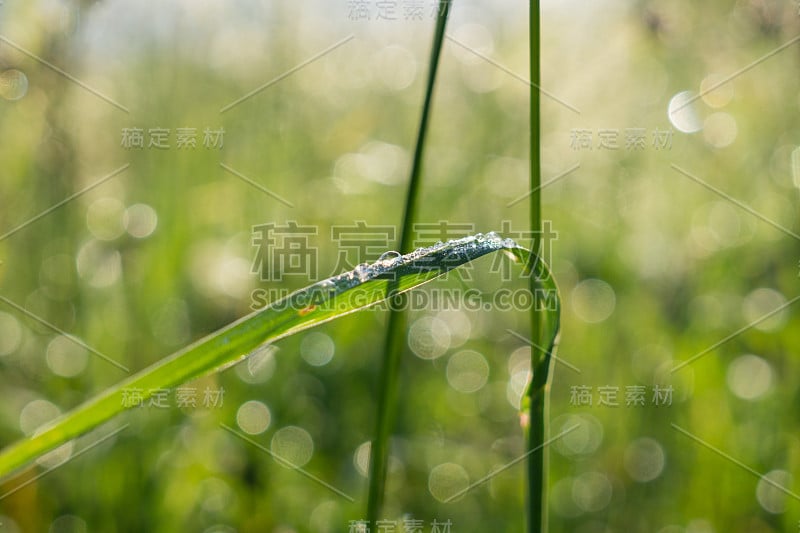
[
  {"left": 668, "top": 91, "right": 703, "bottom": 133},
  {"left": 571, "top": 279, "right": 616, "bottom": 323},
  {"left": 271, "top": 426, "right": 314, "bottom": 467},
  {"left": 756, "top": 469, "right": 792, "bottom": 514},
  {"left": 727, "top": 354, "right": 773, "bottom": 400},
  {"left": 236, "top": 400, "right": 271, "bottom": 435},
  {"left": 446, "top": 350, "right": 489, "bottom": 393},
  {"left": 408, "top": 316, "right": 451, "bottom": 359},
  {"left": 428, "top": 462, "right": 469, "bottom": 503},
  {"left": 0, "top": 69, "right": 28, "bottom": 100},
  {"left": 623, "top": 437, "right": 666, "bottom": 482},
  {"left": 301, "top": 332, "right": 335, "bottom": 367}
]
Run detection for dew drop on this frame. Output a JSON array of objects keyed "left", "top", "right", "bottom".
[
  {"left": 353, "top": 263, "right": 370, "bottom": 282},
  {"left": 318, "top": 279, "right": 335, "bottom": 290},
  {"left": 377, "top": 250, "right": 401, "bottom": 263}
]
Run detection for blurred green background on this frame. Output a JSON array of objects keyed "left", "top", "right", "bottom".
[{"left": 0, "top": 0, "right": 799, "bottom": 531}]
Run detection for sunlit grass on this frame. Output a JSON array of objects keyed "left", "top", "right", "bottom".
[{"left": 0, "top": 237, "right": 553, "bottom": 484}]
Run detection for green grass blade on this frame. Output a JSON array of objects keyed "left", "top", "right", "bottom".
[
  {"left": 521, "top": 249, "right": 559, "bottom": 533},
  {"left": 366, "top": 0, "right": 453, "bottom": 522},
  {"left": 528, "top": 1, "right": 549, "bottom": 531},
  {"left": 0, "top": 234, "right": 553, "bottom": 482}
]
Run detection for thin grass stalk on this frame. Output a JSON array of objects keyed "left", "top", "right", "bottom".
[
  {"left": 365, "top": 0, "right": 453, "bottom": 523},
  {"left": 527, "top": 1, "right": 550, "bottom": 532}
]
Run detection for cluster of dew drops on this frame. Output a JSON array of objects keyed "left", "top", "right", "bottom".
[{"left": 312, "top": 231, "right": 519, "bottom": 294}]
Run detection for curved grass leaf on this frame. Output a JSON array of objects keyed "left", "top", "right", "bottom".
[{"left": 0, "top": 233, "right": 560, "bottom": 486}]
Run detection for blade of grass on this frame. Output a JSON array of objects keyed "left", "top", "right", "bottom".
[
  {"left": 0, "top": 236, "right": 546, "bottom": 482},
  {"left": 526, "top": 1, "right": 553, "bottom": 532},
  {"left": 524, "top": 259, "right": 559, "bottom": 533},
  {"left": 365, "top": 0, "right": 453, "bottom": 523}
]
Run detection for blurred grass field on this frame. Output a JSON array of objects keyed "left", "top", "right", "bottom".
[{"left": 1, "top": 0, "right": 800, "bottom": 531}]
